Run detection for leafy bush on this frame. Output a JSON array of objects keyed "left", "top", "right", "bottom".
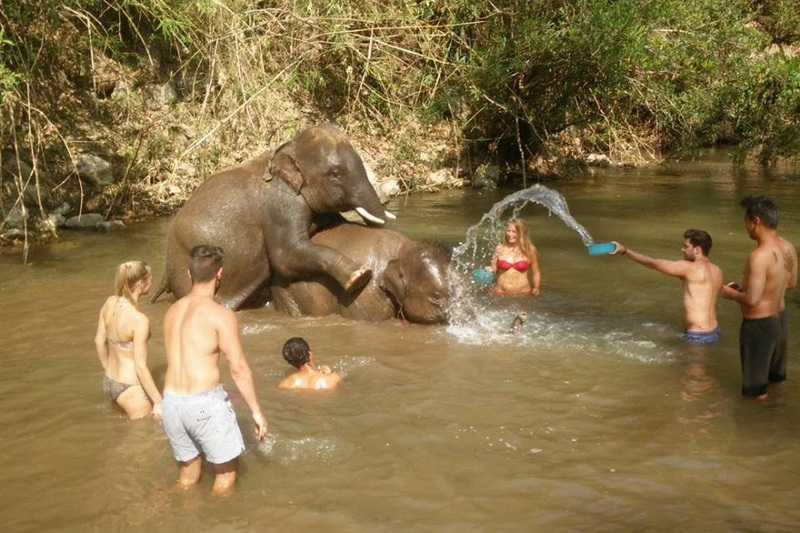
[
  {"left": 728, "top": 54, "right": 800, "bottom": 164},
  {"left": 454, "top": 0, "right": 798, "bottom": 165},
  {"left": 1, "top": 0, "right": 798, "bottom": 245}
]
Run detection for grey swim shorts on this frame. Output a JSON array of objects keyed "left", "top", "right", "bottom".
[{"left": 162, "top": 385, "right": 245, "bottom": 464}]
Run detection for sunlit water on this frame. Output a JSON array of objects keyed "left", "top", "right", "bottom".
[{"left": 1, "top": 149, "right": 799, "bottom": 533}]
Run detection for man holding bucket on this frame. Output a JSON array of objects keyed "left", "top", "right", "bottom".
[{"left": 612, "top": 229, "right": 723, "bottom": 345}]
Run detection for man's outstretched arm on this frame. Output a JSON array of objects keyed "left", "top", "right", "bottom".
[{"left": 612, "top": 242, "right": 688, "bottom": 278}]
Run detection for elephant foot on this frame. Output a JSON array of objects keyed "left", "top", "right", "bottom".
[{"left": 344, "top": 268, "right": 372, "bottom": 293}]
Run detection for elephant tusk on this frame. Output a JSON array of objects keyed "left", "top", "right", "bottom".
[
  {"left": 355, "top": 206, "right": 386, "bottom": 225},
  {"left": 385, "top": 210, "right": 397, "bottom": 220}
]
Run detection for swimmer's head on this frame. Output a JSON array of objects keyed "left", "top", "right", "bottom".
[
  {"left": 504, "top": 218, "right": 535, "bottom": 259},
  {"left": 283, "top": 337, "right": 311, "bottom": 368}
]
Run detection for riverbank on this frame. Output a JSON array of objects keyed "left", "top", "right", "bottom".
[
  {"left": 0, "top": 80, "right": 619, "bottom": 253},
  {"left": 3, "top": 2, "right": 799, "bottom": 253}
]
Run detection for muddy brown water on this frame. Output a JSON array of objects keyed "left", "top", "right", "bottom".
[{"left": 1, "top": 150, "right": 799, "bottom": 532}]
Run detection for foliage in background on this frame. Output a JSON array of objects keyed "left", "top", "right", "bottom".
[
  {"left": 459, "top": 0, "right": 795, "bottom": 165},
  {"left": 1, "top": 0, "right": 799, "bottom": 246},
  {"left": 750, "top": 0, "right": 800, "bottom": 45}
]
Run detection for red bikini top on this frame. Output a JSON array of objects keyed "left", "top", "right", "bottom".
[{"left": 496, "top": 259, "right": 529, "bottom": 272}]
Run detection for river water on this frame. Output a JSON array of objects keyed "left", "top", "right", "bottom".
[{"left": 1, "top": 150, "right": 799, "bottom": 532}]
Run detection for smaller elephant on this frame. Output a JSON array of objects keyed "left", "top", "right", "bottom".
[{"left": 270, "top": 220, "right": 452, "bottom": 324}]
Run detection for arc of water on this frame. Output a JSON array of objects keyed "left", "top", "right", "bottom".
[
  {"left": 455, "top": 184, "right": 595, "bottom": 267},
  {"left": 449, "top": 185, "right": 596, "bottom": 327}
]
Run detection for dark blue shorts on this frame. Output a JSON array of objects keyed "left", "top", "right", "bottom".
[{"left": 681, "top": 326, "right": 721, "bottom": 346}]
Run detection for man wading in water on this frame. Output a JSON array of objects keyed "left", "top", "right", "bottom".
[
  {"left": 721, "top": 195, "right": 797, "bottom": 399},
  {"left": 161, "top": 245, "right": 268, "bottom": 495},
  {"left": 612, "top": 229, "right": 724, "bottom": 345}
]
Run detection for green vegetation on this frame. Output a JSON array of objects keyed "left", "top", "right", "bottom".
[{"left": 1, "top": 0, "right": 798, "bottom": 246}]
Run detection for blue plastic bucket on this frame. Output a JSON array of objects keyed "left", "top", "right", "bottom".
[
  {"left": 472, "top": 268, "right": 494, "bottom": 284},
  {"left": 587, "top": 242, "right": 616, "bottom": 256}
]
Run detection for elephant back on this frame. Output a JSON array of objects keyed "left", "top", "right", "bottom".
[
  {"left": 272, "top": 221, "right": 451, "bottom": 323},
  {"left": 312, "top": 222, "right": 408, "bottom": 271}
]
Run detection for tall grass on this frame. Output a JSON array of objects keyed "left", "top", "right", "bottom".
[{"left": 0, "top": 0, "right": 798, "bottom": 249}]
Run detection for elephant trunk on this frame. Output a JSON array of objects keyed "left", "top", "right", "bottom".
[{"left": 349, "top": 171, "right": 397, "bottom": 227}]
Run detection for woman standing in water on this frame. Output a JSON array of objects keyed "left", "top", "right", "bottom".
[
  {"left": 487, "top": 218, "right": 541, "bottom": 296},
  {"left": 94, "top": 261, "right": 162, "bottom": 420}
]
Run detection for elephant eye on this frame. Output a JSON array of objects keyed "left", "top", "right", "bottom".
[
  {"left": 327, "top": 172, "right": 344, "bottom": 188},
  {"left": 429, "top": 292, "right": 444, "bottom": 304}
]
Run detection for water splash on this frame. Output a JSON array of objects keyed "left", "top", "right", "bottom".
[
  {"left": 444, "top": 185, "right": 678, "bottom": 362},
  {"left": 456, "top": 184, "right": 595, "bottom": 263},
  {"left": 448, "top": 184, "right": 596, "bottom": 330},
  {"left": 257, "top": 433, "right": 358, "bottom": 465}
]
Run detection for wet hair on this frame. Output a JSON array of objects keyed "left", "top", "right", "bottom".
[
  {"left": 282, "top": 337, "right": 311, "bottom": 369},
  {"left": 683, "top": 229, "right": 713, "bottom": 256},
  {"left": 504, "top": 218, "right": 536, "bottom": 260},
  {"left": 114, "top": 260, "right": 151, "bottom": 302},
  {"left": 740, "top": 194, "right": 779, "bottom": 229},
  {"left": 188, "top": 245, "right": 224, "bottom": 283}
]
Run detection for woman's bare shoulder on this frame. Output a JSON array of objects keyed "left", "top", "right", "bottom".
[
  {"left": 130, "top": 306, "right": 150, "bottom": 328},
  {"left": 99, "top": 295, "right": 118, "bottom": 317}
]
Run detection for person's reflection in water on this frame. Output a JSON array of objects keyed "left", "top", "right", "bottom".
[
  {"left": 96, "top": 423, "right": 173, "bottom": 528},
  {"left": 676, "top": 344, "right": 728, "bottom": 442}
]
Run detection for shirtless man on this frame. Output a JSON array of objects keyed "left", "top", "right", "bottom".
[
  {"left": 278, "top": 337, "right": 342, "bottom": 390},
  {"left": 721, "top": 195, "right": 797, "bottom": 399},
  {"left": 161, "top": 245, "right": 268, "bottom": 495},
  {"left": 612, "top": 229, "right": 724, "bottom": 345}
]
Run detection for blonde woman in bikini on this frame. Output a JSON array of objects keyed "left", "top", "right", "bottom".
[
  {"left": 94, "top": 261, "right": 162, "bottom": 420},
  {"left": 487, "top": 218, "right": 541, "bottom": 296}
]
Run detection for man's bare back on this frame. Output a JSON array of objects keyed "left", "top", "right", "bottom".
[
  {"left": 163, "top": 269, "right": 266, "bottom": 432},
  {"left": 163, "top": 294, "right": 228, "bottom": 395},
  {"left": 278, "top": 365, "right": 342, "bottom": 390},
  {"left": 278, "top": 337, "right": 342, "bottom": 390},
  {"left": 680, "top": 258, "right": 723, "bottom": 331}
]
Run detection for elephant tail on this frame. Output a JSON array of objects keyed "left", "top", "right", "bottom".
[{"left": 148, "top": 274, "right": 170, "bottom": 304}]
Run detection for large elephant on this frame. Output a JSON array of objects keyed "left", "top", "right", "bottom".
[
  {"left": 149, "top": 125, "right": 395, "bottom": 309},
  {"left": 270, "top": 219, "right": 452, "bottom": 324}
]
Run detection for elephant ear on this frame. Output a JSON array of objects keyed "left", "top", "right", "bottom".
[
  {"left": 380, "top": 258, "right": 406, "bottom": 301},
  {"left": 268, "top": 140, "right": 304, "bottom": 194}
]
